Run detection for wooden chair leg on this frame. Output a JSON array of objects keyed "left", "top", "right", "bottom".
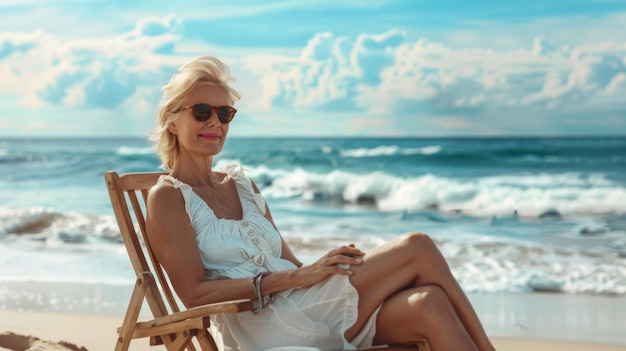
[
  {"left": 195, "top": 329, "right": 218, "bottom": 351},
  {"left": 115, "top": 274, "right": 150, "bottom": 351},
  {"left": 166, "top": 330, "right": 193, "bottom": 351},
  {"left": 185, "top": 333, "right": 198, "bottom": 351}
]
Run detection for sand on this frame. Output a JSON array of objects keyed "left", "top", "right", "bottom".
[
  {"left": 0, "top": 310, "right": 624, "bottom": 350},
  {"left": 0, "top": 280, "right": 624, "bottom": 350}
]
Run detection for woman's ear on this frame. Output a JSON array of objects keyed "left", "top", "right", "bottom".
[
  {"left": 166, "top": 112, "right": 178, "bottom": 135},
  {"left": 167, "top": 122, "right": 178, "bottom": 135}
]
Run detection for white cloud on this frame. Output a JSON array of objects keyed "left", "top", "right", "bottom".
[
  {"left": 606, "top": 72, "right": 626, "bottom": 94},
  {"left": 0, "top": 30, "right": 56, "bottom": 94},
  {"left": 258, "top": 29, "right": 406, "bottom": 111},
  {"left": 1, "top": 8, "right": 625, "bottom": 136},
  {"left": 0, "top": 15, "right": 183, "bottom": 110},
  {"left": 0, "top": 30, "right": 43, "bottom": 59},
  {"left": 135, "top": 14, "right": 181, "bottom": 37},
  {"left": 255, "top": 29, "right": 626, "bottom": 129}
]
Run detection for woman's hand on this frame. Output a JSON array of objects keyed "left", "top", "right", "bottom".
[{"left": 294, "top": 244, "right": 365, "bottom": 288}]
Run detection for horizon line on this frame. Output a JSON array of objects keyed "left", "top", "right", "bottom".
[{"left": 1, "top": 134, "right": 625, "bottom": 140}]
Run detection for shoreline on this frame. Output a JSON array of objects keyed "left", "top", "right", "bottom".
[
  {"left": 0, "top": 280, "right": 625, "bottom": 349},
  {"left": 468, "top": 293, "right": 626, "bottom": 345}
]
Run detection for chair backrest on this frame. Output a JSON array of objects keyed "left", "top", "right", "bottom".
[{"left": 104, "top": 170, "right": 181, "bottom": 316}]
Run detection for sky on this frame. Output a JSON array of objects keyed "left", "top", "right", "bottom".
[{"left": 1, "top": 0, "right": 626, "bottom": 137}]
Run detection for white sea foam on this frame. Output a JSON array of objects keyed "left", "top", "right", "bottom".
[
  {"left": 339, "top": 145, "right": 441, "bottom": 158},
  {"left": 116, "top": 146, "right": 154, "bottom": 155},
  {"left": 1, "top": 203, "right": 624, "bottom": 295},
  {"left": 243, "top": 165, "right": 626, "bottom": 217},
  {"left": 0, "top": 207, "right": 121, "bottom": 243},
  {"left": 442, "top": 237, "right": 626, "bottom": 294},
  {"left": 340, "top": 145, "right": 401, "bottom": 157},
  {"left": 281, "top": 227, "right": 626, "bottom": 295},
  {"left": 415, "top": 145, "right": 442, "bottom": 155}
]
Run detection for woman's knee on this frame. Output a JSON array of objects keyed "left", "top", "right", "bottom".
[{"left": 400, "top": 232, "right": 438, "bottom": 257}]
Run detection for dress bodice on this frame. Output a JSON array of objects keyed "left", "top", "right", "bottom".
[{"left": 158, "top": 163, "right": 297, "bottom": 280}]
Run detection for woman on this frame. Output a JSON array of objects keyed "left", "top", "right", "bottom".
[{"left": 146, "top": 56, "right": 495, "bottom": 351}]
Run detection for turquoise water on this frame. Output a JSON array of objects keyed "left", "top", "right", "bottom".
[{"left": 1, "top": 136, "right": 625, "bottom": 295}]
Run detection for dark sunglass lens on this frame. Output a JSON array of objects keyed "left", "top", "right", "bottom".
[
  {"left": 192, "top": 104, "right": 212, "bottom": 122},
  {"left": 217, "top": 106, "right": 235, "bottom": 123}
]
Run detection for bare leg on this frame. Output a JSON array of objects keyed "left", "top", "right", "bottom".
[
  {"left": 345, "top": 232, "right": 495, "bottom": 351},
  {"left": 374, "top": 285, "right": 478, "bottom": 351}
]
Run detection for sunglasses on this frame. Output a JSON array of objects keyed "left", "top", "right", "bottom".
[{"left": 176, "top": 103, "right": 237, "bottom": 124}]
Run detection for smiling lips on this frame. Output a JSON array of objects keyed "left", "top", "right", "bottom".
[{"left": 199, "top": 133, "right": 220, "bottom": 141}]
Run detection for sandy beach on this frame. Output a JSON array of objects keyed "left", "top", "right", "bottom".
[
  {"left": 0, "top": 310, "right": 625, "bottom": 351},
  {"left": 0, "top": 281, "right": 624, "bottom": 350}
]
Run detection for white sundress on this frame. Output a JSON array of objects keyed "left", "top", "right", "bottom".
[{"left": 158, "top": 163, "right": 381, "bottom": 351}]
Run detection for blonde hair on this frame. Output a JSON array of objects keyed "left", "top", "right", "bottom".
[{"left": 149, "top": 56, "right": 241, "bottom": 169}]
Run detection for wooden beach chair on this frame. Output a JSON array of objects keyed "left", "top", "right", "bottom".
[
  {"left": 104, "top": 170, "right": 429, "bottom": 351},
  {"left": 105, "top": 170, "right": 253, "bottom": 351}
]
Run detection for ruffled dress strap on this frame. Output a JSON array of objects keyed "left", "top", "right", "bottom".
[
  {"left": 158, "top": 175, "right": 182, "bottom": 188},
  {"left": 158, "top": 174, "right": 193, "bottom": 193},
  {"left": 222, "top": 163, "right": 267, "bottom": 215},
  {"left": 157, "top": 175, "right": 198, "bottom": 220}
]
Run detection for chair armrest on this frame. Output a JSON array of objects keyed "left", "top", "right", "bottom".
[{"left": 142, "top": 299, "right": 254, "bottom": 327}]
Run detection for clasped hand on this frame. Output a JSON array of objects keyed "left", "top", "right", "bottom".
[{"left": 296, "top": 244, "right": 365, "bottom": 287}]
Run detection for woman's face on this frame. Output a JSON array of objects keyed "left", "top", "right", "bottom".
[{"left": 169, "top": 83, "right": 234, "bottom": 159}]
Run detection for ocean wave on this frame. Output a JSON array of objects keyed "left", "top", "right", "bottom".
[
  {"left": 0, "top": 207, "right": 121, "bottom": 244},
  {"left": 242, "top": 165, "right": 626, "bottom": 217},
  {"left": 339, "top": 145, "right": 442, "bottom": 158},
  {"left": 1, "top": 205, "right": 624, "bottom": 295},
  {"left": 442, "top": 238, "right": 626, "bottom": 295},
  {"left": 116, "top": 146, "right": 155, "bottom": 156},
  {"left": 2, "top": 137, "right": 625, "bottom": 295}
]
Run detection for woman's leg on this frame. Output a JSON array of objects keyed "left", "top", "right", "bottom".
[
  {"left": 374, "top": 285, "right": 478, "bottom": 351},
  {"left": 345, "top": 232, "right": 494, "bottom": 351}
]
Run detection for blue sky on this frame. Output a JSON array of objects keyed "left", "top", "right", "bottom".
[{"left": 1, "top": 0, "right": 625, "bottom": 137}]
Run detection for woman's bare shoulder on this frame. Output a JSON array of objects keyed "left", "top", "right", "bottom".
[{"left": 148, "top": 180, "right": 184, "bottom": 210}]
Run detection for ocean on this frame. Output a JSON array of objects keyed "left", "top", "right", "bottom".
[{"left": 1, "top": 136, "right": 625, "bottom": 298}]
